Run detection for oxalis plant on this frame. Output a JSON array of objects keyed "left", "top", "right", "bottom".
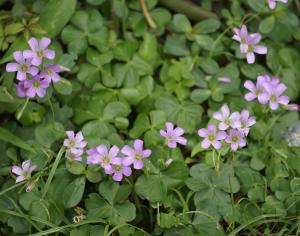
[{"left": 0, "top": 0, "right": 300, "bottom": 235}]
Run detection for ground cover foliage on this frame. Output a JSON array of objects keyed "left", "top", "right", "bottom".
[{"left": 1, "top": 0, "right": 300, "bottom": 235}]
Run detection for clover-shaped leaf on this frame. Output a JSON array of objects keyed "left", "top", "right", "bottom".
[
  {"left": 61, "top": 10, "right": 107, "bottom": 54},
  {"left": 85, "top": 181, "right": 135, "bottom": 225}
]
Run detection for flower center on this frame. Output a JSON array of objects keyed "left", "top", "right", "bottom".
[
  {"left": 114, "top": 165, "right": 121, "bottom": 171},
  {"left": 37, "top": 50, "right": 43, "bottom": 57},
  {"left": 241, "top": 37, "right": 246, "bottom": 44},
  {"left": 225, "top": 118, "right": 231, "bottom": 126},
  {"left": 232, "top": 136, "right": 238, "bottom": 142},
  {"left": 247, "top": 45, "right": 253, "bottom": 52},
  {"left": 208, "top": 134, "right": 215, "bottom": 141},
  {"left": 103, "top": 157, "right": 110, "bottom": 163},
  {"left": 21, "top": 64, "right": 28, "bottom": 72},
  {"left": 69, "top": 153, "right": 75, "bottom": 159},
  {"left": 135, "top": 154, "right": 142, "bottom": 160},
  {"left": 270, "top": 95, "right": 277, "bottom": 102},
  {"left": 32, "top": 81, "right": 40, "bottom": 88},
  {"left": 241, "top": 122, "right": 246, "bottom": 129},
  {"left": 45, "top": 68, "right": 52, "bottom": 75},
  {"left": 23, "top": 171, "right": 30, "bottom": 179},
  {"left": 255, "top": 89, "right": 261, "bottom": 96}
]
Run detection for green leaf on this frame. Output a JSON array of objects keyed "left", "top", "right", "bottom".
[
  {"left": 53, "top": 78, "right": 72, "bottom": 95},
  {"left": 259, "top": 16, "right": 275, "bottom": 34},
  {"left": 85, "top": 193, "right": 136, "bottom": 225},
  {"left": 135, "top": 175, "right": 167, "bottom": 202},
  {"left": 200, "top": 58, "right": 219, "bottom": 74},
  {"left": 163, "top": 35, "right": 189, "bottom": 56},
  {"left": 63, "top": 176, "right": 86, "bottom": 208},
  {"left": 172, "top": 14, "right": 192, "bottom": 33},
  {"left": 34, "top": 122, "right": 65, "bottom": 148},
  {"left": 247, "top": 0, "right": 264, "bottom": 12},
  {"left": 0, "top": 127, "right": 35, "bottom": 152},
  {"left": 193, "top": 19, "right": 221, "bottom": 34},
  {"left": 39, "top": 0, "right": 77, "bottom": 37},
  {"left": 103, "top": 101, "right": 131, "bottom": 120},
  {"left": 190, "top": 89, "right": 211, "bottom": 103},
  {"left": 155, "top": 94, "right": 203, "bottom": 133}
]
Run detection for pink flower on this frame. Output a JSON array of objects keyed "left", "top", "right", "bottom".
[
  {"left": 23, "top": 37, "right": 55, "bottom": 66},
  {"left": 218, "top": 77, "right": 231, "bottom": 83},
  {"left": 160, "top": 122, "right": 187, "bottom": 148},
  {"left": 268, "top": 0, "right": 288, "bottom": 9},
  {"left": 198, "top": 124, "right": 226, "bottom": 150},
  {"left": 16, "top": 81, "right": 28, "bottom": 97},
  {"left": 40, "top": 64, "right": 61, "bottom": 83},
  {"left": 234, "top": 110, "right": 256, "bottom": 136},
  {"left": 6, "top": 51, "right": 38, "bottom": 81},
  {"left": 23, "top": 75, "right": 50, "bottom": 98},
  {"left": 86, "top": 145, "right": 120, "bottom": 174},
  {"left": 213, "top": 104, "right": 240, "bottom": 130},
  {"left": 121, "top": 139, "right": 152, "bottom": 170},
  {"left": 225, "top": 129, "right": 246, "bottom": 151},
  {"left": 287, "top": 104, "right": 299, "bottom": 111},
  {"left": 11, "top": 160, "right": 37, "bottom": 183},
  {"left": 110, "top": 158, "right": 132, "bottom": 182},
  {"left": 64, "top": 131, "right": 87, "bottom": 154},
  {"left": 264, "top": 82, "right": 290, "bottom": 110},
  {"left": 232, "top": 25, "right": 267, "bottom": 64}
]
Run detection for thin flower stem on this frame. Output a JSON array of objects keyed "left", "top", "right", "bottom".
[
  {"left": 42, "top": 146, "right": 65, "bottom": 199},
  {"left": 0, "top": 182, "right": 24, "bottom": 196},
  {"left": 16, "top": 97, "right": 29, "bottom": 120},
  {"left": 156, "top": 202, "right": 160, "bottom": 226},
  {"left": 140, "top": 0, "right": 157, "bottom": 32}
]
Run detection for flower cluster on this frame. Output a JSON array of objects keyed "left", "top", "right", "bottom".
[
  {"left": 244, "top": 75, "right": 293, "bottom": 110},
  {"left": 198, "top": 104, "right": 256, "bottom": 151},
  {"left": 268, "top": 0, "right": 288, "bottom": 9},
  {"left": 87, "top": 140, "right": 151, "bottom": 181},
  {"left": 232, "top": 25, "right": 267, "bottom": 64},
  {"left": 63, "top": 131, "right": 87, "bottom": 161},
  {"left": 6, "top": 37, "right": 62, "bottom": 98}
]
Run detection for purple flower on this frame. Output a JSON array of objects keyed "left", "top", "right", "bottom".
[
  {"left": 198, "top": 124, "right": 226, "bottom": 150},
  {"left": 234, "top": 110, "right": 256, "bottom": 136},
  {"left": 64, "top": 131, "right": 87, "bottom": 154},
  {"left": 16, "top": 81, "right": 28, "bottom": 97},
  {"left": 218, "top": 77, "right": 231, "bottom": 83},
  {"left": 110, "top": 158, "right": 132, "bottom": 182},
  {"left": 232, "top": 25, "right": 267, "bottom": 64},
  {"left": 264, "top": 82, "right": 290, "bottom": 110},
  {"left": 6, "top": 51, "right": 38, "bottom": 81},
  {"left": 225, "top": 129, "right": 246, "bottom": 151},
  {"left": 244, "top": 77, "right": 269, "bottom": 104},
  {"left": 121, "top": 139, "right": 152, "bottom": 170},
  {"left": 244, "top": 33, "right": 267, "bottom": 64},
  {"left": 232, "top": 25, "right": 250, "bottom": 53},
  {"left": 268, "top": 0, "right": 288, "bottom": 9},
  {"left": 287, "top": 103, "right": 299, "bottom": 111},
  {"left": 11, "top": 160, "right": 37, "bottom": 183},
  {"left": 23, "top": 37, "right": 55, "bottom": 66},
  {"left": 213, "top": 104, "right": 240, "bottom": 130},
  {"left": 40, "top": 64, "right": 61, "bottom": 83},
  {"left": 160, "top": 122, "right": 187, "bottom": 148},
  {"left": 86, "top": 145, "right": 120, "bottom": 174},
  {"left": 65, "top": 149, "right": 83, "bottom": 161},
  {"left": 23, "top": 75, "right": 50, "bottom": 98}
]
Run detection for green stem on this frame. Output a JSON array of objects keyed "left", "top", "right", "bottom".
[
  {"left": 0, "top": 182, "right": 24, "bottom": 196},
  {"left": 42, "top": 146, "right": 65, "bottom": 199},
  {"left": 158, "top": 0, "right": 218, "bottom": 20},
  {"left": 16, "top": 97, "right": 29, "bottom": 120}
]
